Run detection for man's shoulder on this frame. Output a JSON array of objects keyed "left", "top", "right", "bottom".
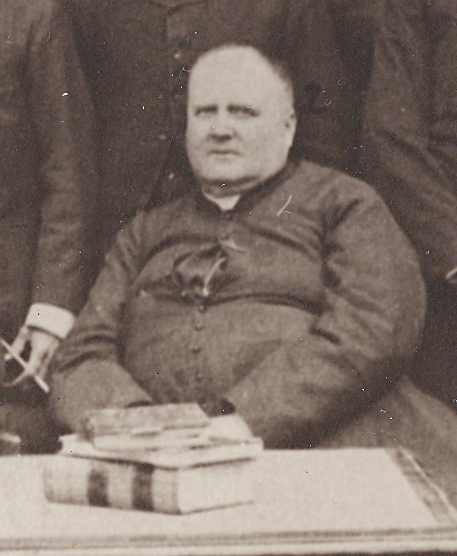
[
  {"left": 128, "top": 197, "right": 194, "bottom": 234},
  {"left": 284, "top": 160, "right": 383, "bottom": 205}
]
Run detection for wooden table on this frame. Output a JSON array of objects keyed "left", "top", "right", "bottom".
[{"left": 2, "top": 448, "right": 457, "bottom": 556}]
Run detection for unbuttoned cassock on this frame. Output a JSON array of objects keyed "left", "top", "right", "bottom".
[
  {"left": 51, "top": 160, "right": 455, "bottom": 459},
  {"left": 64, "top": 0, "right": 352, "bottom": 262},
  {"left": 0, "top": 0, "right": 96, "bottom": 341}
]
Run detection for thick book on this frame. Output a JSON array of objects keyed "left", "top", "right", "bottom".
[{"left": 43, "top": 448, "right": 259, "bottom": 514}]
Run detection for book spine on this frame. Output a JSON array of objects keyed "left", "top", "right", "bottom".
[{"left": 44, "top": 457, "right": 156, "bottom": 512}]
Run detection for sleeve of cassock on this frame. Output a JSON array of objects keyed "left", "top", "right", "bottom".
[
  {"left": 49, "top": 213, "right": 152, "bottom": 432},
  {"left": 223, "top": 176, "right": 426, "bottom": 447}
]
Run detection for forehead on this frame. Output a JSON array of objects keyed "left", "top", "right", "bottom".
[{"left": 188, "top": 47, "right": 291, "bottom": 105}]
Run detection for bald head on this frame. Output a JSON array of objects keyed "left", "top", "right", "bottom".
[{"left": 186, "top": 45, "right": 297, "bottom": 197}]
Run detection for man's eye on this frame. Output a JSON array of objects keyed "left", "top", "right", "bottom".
[
  {"left": 229, "top": 106, "right": 258, "bottom": 118},
  {"left": 195, "top": 107, "right": 217, "bottom": 116}
]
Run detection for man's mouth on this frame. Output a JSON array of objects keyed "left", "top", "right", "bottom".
[{"left": 209, "top": 149, "right": 239, "bottom": 156}]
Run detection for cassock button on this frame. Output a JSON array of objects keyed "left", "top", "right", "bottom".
[
  {"left": 157, "top": 133, "right": 167, "bottom": 141},
  {"left": 193, "top": 309, "right": 204, "bottom": 330}
]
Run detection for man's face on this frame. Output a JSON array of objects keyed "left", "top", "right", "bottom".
[{"left": 186, "top": 46, "right": 296, "bottom": 197}]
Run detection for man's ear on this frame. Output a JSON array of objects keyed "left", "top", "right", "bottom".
[{"left": 284, "top": 110, "right": 297, "bottom": 150}]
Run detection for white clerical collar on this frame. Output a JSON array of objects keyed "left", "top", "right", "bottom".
[{"left": 203, "top": 191, "right": 241, "bottom": 211}]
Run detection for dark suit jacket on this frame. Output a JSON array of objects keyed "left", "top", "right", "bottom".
[
  {"left": 330, "top": 0, "right": 457, "bottom": 283},
  {"left": 360, "top": 0, "right": 457, "bottom": 284},
  {"left": 0, "top": 0, "right": 96, "bottom": 339},
  {"left": 331, "top": 0, "right": 457, "bottom": 407},
  {"left": 64, "top": 0, "right": 352, "bottom": 260}
]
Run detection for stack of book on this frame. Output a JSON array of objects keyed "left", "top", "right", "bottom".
[{"left": 43, "top": 403, "right": 263, "bottom": 514}]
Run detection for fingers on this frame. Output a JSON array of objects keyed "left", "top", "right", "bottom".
[
  {"left": 6, "top": 327, "right": 30, "bottom": 362},
  {"left": 27, "top": 331, "right": 60, "bottom": 379},
  {"left": 5, "top": 368, "right": 50, "bottom": 393},
  {"left": 4, "top": 371, "right": 30, "bottom": 388},
  {"left": 206, "top": 413, "right": 253, "bottom": 441},
  {"left": 27, "top": 343, "right": 49, "bottom": 377}
]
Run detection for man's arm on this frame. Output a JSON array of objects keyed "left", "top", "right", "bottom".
[
  {"left": 223, "top": 180, "right": 426, "bottom": 447},
  {"left": 49, "top": 214, "right": 153, "bottom": 432},
  {"left": 360, "top": 0, "right": 457, "bottom": 285},
  {"left": 9, "top": 0, "right": 97, "bottom": 378}
]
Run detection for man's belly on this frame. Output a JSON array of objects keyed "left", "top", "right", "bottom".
[{"left": 122, "top": 297, "right": 315, "bottom": 403}]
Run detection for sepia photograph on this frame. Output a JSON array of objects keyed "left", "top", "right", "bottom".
[{"left": 1, "top": 0, "right": 457, "bottom": 553}]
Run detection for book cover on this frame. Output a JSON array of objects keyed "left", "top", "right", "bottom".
[
  {"left": 59, "top": 433, "right": 264, "bottom": 467},
  {"left": 90, "top": 426, "right": 211, "bottom": 451}
]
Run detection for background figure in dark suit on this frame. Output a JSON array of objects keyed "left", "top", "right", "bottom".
[
  {"left": 330, "top": 0, "right": 457, "bottom": 409},
  {"left": 63, "top": 0, "right": 353, "bottom": 281},
  {"left": 0, "top": 0, "right": 96, "bottom": 451}
]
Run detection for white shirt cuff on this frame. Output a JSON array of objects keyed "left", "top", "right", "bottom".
[{"left": 25, "top": 303, "right": 75, "bottom": 340}]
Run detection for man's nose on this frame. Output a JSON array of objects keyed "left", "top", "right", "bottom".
[{"left": 210, "top": 112, "right": 234, "bottom": 140}]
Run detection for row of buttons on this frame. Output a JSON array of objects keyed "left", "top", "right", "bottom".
[{"left": 191, "top": 308, "right": 204, "bottom": 360}]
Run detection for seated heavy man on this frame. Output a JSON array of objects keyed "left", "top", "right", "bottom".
[{"left": 49, "top": 44, "right": 453, "bottom": 459}]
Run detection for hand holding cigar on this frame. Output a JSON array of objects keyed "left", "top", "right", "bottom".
[{"left": 0, "top": 337, "right": 50, "bottom": 394}]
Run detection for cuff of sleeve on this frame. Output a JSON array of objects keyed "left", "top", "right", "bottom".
[{"left": 25, "top": 303, "right": 75, "bottom": 339}]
